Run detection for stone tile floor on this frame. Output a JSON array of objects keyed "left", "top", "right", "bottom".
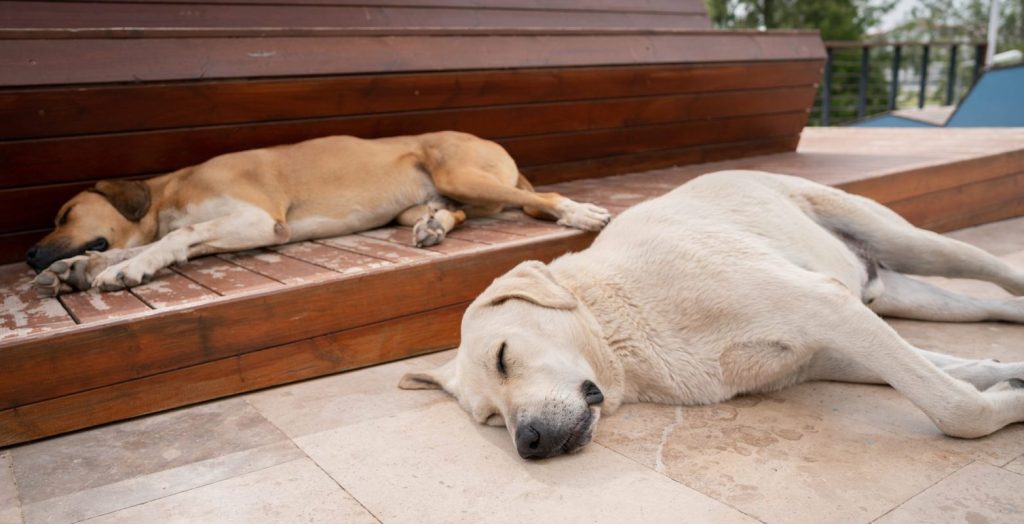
[{"left": 2, "top": 217, "right": 1023, "bottom": 524}]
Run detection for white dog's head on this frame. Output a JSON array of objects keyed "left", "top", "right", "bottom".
[{"left": 400, "top": 260, "right": 621, "bottom": 459}]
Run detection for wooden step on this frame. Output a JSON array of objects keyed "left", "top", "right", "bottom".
[{"left": 1, "top": 127, "right": 1023, "bottom": 447}]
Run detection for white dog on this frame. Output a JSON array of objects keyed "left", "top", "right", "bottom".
[{"left": 400, "top": 170, "right": 1024, "bottom": 459}]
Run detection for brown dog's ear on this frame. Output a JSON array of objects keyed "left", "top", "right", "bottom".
[
  {"left": 399, "top": 358, "right": 458, "bottom": 394},
  {"left": 479, "top": 260, "right": 577, "bottom": 310},
  {"left": 92, "top": 180, "right": 151, "bottom": 222}
]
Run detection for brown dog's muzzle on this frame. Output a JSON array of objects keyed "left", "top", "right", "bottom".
[{"left": 25, "top": 237, "right": 108, "bottom": 272}]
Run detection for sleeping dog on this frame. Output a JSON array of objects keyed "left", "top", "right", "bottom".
[
  {"left": 27, "top": 131, "right": 610, "bottom": 296},
  {"left": 401, "top": 171, "right": 1024, "bottom": 459}
]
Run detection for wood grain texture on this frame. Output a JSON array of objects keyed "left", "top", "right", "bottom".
[
  {"left": 0, "top": 231, "right": 595, "bottom": 410},
  {"left": 2, "top": 128, "right": 1024, "bottom": 445},
  {"left": 59, "top": 289, "right": 153, "bottom": 324},
  {"left": 0, "top": 2, "right": 710, "bottom": 31},
  {"left": 888, "top": 171, "right": 1024, "bottom": 232},
  {"left": 0, "top": 301, "right": 468, "bottom": 447},
  {"left": 0, "top": 107, "right": 813, "bottom": 190},
  {"left": 0, "top": 263, "right": 76, "bottom": 341},
  {"left": 0, "top": 61, "right": 822, "bottom": 140},
  {"left": 0, "top": 0, "right": 707, "bottom": 13},
  {"left": 0, "top": 31, "right": 824, "bottom": 86}
]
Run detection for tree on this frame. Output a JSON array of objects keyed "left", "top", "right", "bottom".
[
  {"left": 705, "top": 0, "right": 891, "bottom": 40},
  {"left": 886, "top": 0, "right": 1024, "bottom": 52}
]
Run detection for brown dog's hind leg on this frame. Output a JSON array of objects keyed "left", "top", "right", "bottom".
[
  {"left": 396, "top": 197, "right": 466, "bottom": 248},
  {"left": 431, "top": 169, "right": 610, "bottom": 231}
]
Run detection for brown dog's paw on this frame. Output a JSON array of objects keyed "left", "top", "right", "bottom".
[
  {"left": 413, "top": 217, "right": 446, "bottom": 248},
  {"left": 33, "top": 255, "right": 95, "bottom": 296}
]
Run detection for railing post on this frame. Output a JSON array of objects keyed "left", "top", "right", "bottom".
[
  {"left": 889, "top": 44, "right": 901, "bottom": 110},
  {"left": 918, "top": 44, "right": 930, "bottom": 109},
  {"left": 857, "top": 46, "right": 869, "bottom": 119},
  {"left": 822, "top": 47, "right": 833, "bottom": 126},
  {"left": 973, "top": 43, "right": 985, "bottom": 83},
  {"left": 946, "top": 44, "right": 958, "bottom": 105}
]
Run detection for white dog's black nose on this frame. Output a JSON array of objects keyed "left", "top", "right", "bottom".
[
  {"left": 582, "top": 380, "right": 604, "bottom": 405},
  {"left": 515, "top": 423, "right": 545, "bottom": 459}
]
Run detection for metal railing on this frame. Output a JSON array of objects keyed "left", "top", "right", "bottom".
[{"left": 814, "top": 41, "right": 987, "bottom": 126}]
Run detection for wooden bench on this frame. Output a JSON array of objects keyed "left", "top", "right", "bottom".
[{"left": 0, "top": 0, "right": 829, "bottom": 446}]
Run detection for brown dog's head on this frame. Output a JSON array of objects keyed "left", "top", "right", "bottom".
[{"left": 26, "top": 180, "right": 152, "bottom": 271}]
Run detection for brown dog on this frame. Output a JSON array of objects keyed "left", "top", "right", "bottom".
[{"left": 27, "top": 131, "right": 610, "bottom": 296}]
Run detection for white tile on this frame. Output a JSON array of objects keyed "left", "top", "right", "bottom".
[
  {"left": 84, "top": 459, "right": 377, "bottom": 524},
  {"left": 296, "top": 402, "right": 754, "bottom": 524},
  {"left": 0, "top": 451, "right": 23, "bottom": 524},
  {"left": 14, "top": 398, "right": 301, "bottom": 524},
  {"left": 245, "top": 354, "right": 452, "bottom": 439},
  {"left": 877, "top": 462, "right": 1024, "bottom": 524}
]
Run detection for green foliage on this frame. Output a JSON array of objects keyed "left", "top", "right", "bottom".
[
  {"left": 886, "top": 0, "right": 1024, "bottom": 52},
  {"left": 705, "top": 0, "right": 891, "bottom": 40}
]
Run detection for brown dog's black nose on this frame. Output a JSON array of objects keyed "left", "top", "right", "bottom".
[
  {"left": 582, "top": 380, "right": 604, "bottom": 405},
  {"left": 25, "top": 245, "right": 44, "bottom": 271}
]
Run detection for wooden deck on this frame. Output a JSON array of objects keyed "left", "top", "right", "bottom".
[{"left": 2, "top": 126, "right": 1023, "bottom": 446}]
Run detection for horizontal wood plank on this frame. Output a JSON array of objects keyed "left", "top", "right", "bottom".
[
  {"left": 0, "top": 301, "right": 468, "bottom": 447},
  {"left": 522, "top": 134, "right": 802, "bottom": 185},
  {"left": 0, "top": 61, "right": 823, "bottom": 140},
  {"left": 888, "top": 171, "right": 1024, "bottom": 232},
  {"left": 171, "top": 256, "right": 282, "bottom": 296},
  {"left": 59, "top": 289, "right": 153, "bottom": 324},
  {"left": 130, "top": 269, "right": 221, "bottom": 309},
  {"left": 0, "top": 105, "right": 813, "bottom": 190},
  {"left": 0, "top": 31, "right": 824, "bottom": 86},
  {"left": 23, "top": 0, "right": 706, "bottom": 13},
  {"left": 0, "top": 2, "right": 709, "bottom": 31},
  {"left": 0, "top": 263, "right": 76, "bottom": 341},
  {"left": 218, "top": 249, "right": 343, "bottom": 285},
  {"left": 0, "top": 230, "right": 45, "bottom": 266}
]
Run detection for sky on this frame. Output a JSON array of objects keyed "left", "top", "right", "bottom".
[{"left": 874, "top": 0, "right": 922, "bottom": 32}]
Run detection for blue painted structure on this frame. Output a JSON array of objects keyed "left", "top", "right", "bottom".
[
  {"left": 855, "top": 115, "right": 938, "bottom": 127},
  {"left": 946, "top": 64, "right": 1024, "bottom": 126},
  {"left": 852, "top": 63, "right": 1024, "bottom": 128}
]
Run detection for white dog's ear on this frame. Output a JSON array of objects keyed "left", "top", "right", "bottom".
[
  {"left": 480, "top": 260, "right": 577, "bottom": 310},
  {"left": 399, "top": 358, "right": 458, "bottom": 394}
]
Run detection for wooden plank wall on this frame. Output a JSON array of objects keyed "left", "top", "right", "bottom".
[{"left": 0, "top": 0, "right": 825, "bottom": 263}]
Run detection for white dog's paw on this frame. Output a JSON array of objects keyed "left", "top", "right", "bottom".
[
  {"left": 33, "top": 252, "right": 107, "bottom": 297},
  {"left": 413, "top": 216, "right": 446, "bottom": 248},
  {"left": 92, "top": 257, "right": 157, "bottom": 291},
  {"left": 556, "top": 200, "right": 611, "bottom": 232}
]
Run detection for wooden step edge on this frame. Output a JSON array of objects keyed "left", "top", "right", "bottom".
[
  {"left": 837, "top": 149, "right": 1024, "bottom": 205},
  {"left": 0, "top": 26, "right": 823, "bottom": 40},
  {"left": 0, "top": 301, "right": 468, "bottom": 448},
  {"left": 0, "top": 231, "right": 595, "bottom": 409}
]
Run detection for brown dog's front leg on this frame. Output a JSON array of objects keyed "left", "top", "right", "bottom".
[{"left": 33, "top": 247, "right": 146, "bottom": 297}]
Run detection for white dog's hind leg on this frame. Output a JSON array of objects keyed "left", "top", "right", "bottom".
[
  {"left": 805, "top": 347, "right": 1024, "bottom": 391},
  {"left": 870, "top": 269, "right": 1024, "bottom": 323},
  {"left": 92, "top": 210, "right": 285, "bottom": 291},
  {"left": 804, "top": 188, "right": 1024, "bottom": 295},
  {"left": 801, "top": 285, "right": 1024, "bottom": 438}
]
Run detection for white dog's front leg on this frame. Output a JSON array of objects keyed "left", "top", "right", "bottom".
[{"left": 92, "top": 210, "right": 284, "bottom": 291}]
